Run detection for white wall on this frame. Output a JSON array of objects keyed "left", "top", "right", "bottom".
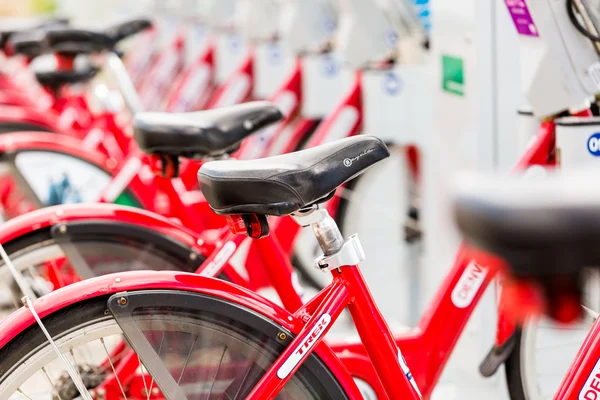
[{"left": 56, "top": 0, "right": 153, "bottom": 26}]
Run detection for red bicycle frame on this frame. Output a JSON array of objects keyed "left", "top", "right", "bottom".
[
  {"left": 246, "top": 259, "right": 422, "bottom": 400},
  {"left": 2, "top": 117, "right": 597, "bottom": 399}
]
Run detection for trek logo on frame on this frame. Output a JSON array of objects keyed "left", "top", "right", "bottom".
[
  {"left": 451, "top": 261, "right": 488, "bottom": 308},
  {"left": 277, "top": 313, "right": 331, "bottom": 379},
  {"left": 580, "top": 358, "right": 600, "bottom": 400}
]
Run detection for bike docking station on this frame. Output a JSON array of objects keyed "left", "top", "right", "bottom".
[
  {"left": 427, "top": 0, "right": 600, "bottom": 398},
  {"left": 237, "top": 0, "right": 296, "bottom": 102},
  {"left": 519, "top": 0, "right": 600, "bottom": 174}
]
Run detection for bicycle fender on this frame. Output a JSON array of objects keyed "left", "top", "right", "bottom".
[
  {"left": 0, "top": 270, "right": 363, "bottom": 398},
  {"left": 0, "top": 203, "right": 201, "bottom": 251}
]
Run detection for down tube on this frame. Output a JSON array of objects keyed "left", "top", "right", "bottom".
[{"left": 406, "top": 246, "right": 501, "bottom": 396}]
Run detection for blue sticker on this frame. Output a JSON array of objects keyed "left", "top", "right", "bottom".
[
  {"left": 385, "top": 31, "right": 399, "bottom": 48},
  {"left": 322, "top": 56, "right": 338, "bottom": 77},
  {"left": 195, "top": 25, "right": 205, "bottom": 39},
  {"left": 588, "top": 133, "right": 600, "bottom": 156},
  {"left": 269, "top": 43, "right": 282, "bottom": 64},
  {"left": 324, "top": 16, "right": 336, "bottom": 33},
  {"left": 383, "top": 72, "right": 402, "bottom": 95},
  {"left": 413, "top": 0, "right": 432, "bottom": 32},
  {"left": 229, "top": 34, "right": 242, "bottom": 51}
]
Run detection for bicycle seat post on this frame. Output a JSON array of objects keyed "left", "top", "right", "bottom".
[
  {"left": 292, "top": 207, "right": 366, "bottom": 273},
  {"left": 104, "top": 51, "right": 144, "bottom": 114},
  {"left": 313, "top": 211, "right": 344, "bottom": 256},
  {"left": 292, "top": 208, "right": 343, "bottom": 255}
]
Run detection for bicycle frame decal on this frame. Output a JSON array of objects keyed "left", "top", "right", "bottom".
[
  {"left": 277, "top": 313, "right": 332, "bottom": 379},
  {"left": 199, "top": 240, "right": 237, "bottom": 277},
  {"left": 450, "top": 260, "right": 488, "bottom": 308},
  {"left": 398, "top": 347, "right": 423, "bottom": 398},
  {"left": 579, "top": 358, "right": 600, "bottom": 400},
  {"left": 102, "top": 156, "right": 143, "bottom": 202},
  {"left": 213, "top": 73, "right": 251, "bottom": 108}
]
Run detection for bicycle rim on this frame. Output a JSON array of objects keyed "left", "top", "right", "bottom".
[
  {"left": 517, "top": 271, "right": 600, "bottom": 399},
  {"left": 519, "top": 314, "right": 592, "bottom": 400},
  {"left": 0, "top": 228, "right": 204, "bottom": 316}
]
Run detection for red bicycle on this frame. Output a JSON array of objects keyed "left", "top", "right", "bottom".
[
  {"left": 0, "top": 18, "right": 152, "bottom": 154},
  {"left": 454, "top": 170, "right": 600, "bottom": 400},
  {"left": 0, "top": 135, "right": 422, "bottom": 400},
  {"left": 0, "top": 104, "right": 573, "bottom": 399}
]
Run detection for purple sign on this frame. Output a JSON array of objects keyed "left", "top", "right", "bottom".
[{"left": 505, "top": 0, "right": 539, "bottom": 37}]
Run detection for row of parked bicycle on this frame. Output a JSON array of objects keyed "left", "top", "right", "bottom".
[{"left": 0, "top": 2, "right": 595, "bottom": 399}]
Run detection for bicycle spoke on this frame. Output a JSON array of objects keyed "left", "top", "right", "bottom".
[
  {"left": 146, "top": 375, "right": 155, "bottom": 400},
  {"left": 233, "top": 361, "right": 254, "bottom": 399},
  {"left": 16, "top": 388, "right": 33, "bottom": 400},
  {"left": 74, "top": 338, "right": 95, "bottom": 366},
  {"left": 138, "top": 332, "right": 162, "bottom": 400},
  {"left": 100, "top": 338, "right": 127, "bottom": 399},
  {"left": 177, "top": 335, "right": 198, "bottom": 385},
  {"left": 232, "top": 337, "right": 271, "bottom": 399},
  {"left": 69, "top": 349, "right": 78, "bottom": 367},
  {"left": 138, "top": 354, "right": 149, "bottom": 397},
  {"left": 144, "top": 330, "right": 165, "bottom": 399},
  {"left": 98, "top": 342, "right": 129, "bottom": 373},
  {"left": 208, "top": 345, "right": 228, "bottom": 399},
  {"left": 67, "top": 348, "right": 88, "bottom": 393},
  {"left": 41, "top": 366, "right": 63, "bottom": 400}
]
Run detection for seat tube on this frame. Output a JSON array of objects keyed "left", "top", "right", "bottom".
[
  {"left": 307, "top": 208, "right": 422, "bottom": 399},
  {"left": 339, "top": 265, "right": 422, "bottom": 400},
  {"left": 256, "top": 234, "right": 304, "bottom": 311}
]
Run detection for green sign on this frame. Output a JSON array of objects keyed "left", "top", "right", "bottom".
[{"left": 442, "top": 54, "right": 465, "bottom": 96}]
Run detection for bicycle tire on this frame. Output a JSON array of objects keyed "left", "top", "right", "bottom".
[
  {"left": 0, "top": 223, "right": 208, "bottom": 309},
  {"left": 504, "top": 330, "right": 526, "bottom": 400},
  {"left": 0, "top": 293, "right": 349, "bottom": 399},
  {"left": 505, "top": 314, "right": 591, "bottom": 400},
  {"left": 0, "top": 122, "right": 54, "bottom": 134}
]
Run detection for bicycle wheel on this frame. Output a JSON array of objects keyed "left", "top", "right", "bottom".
[
  {"left": 0, "top": 122, "right": 54, "bottom": 134},
  {"left": 0, "top": 293, "right": 348, "bottom": 399},
  {"left": 0, "top": 222, "right": 205, "bottom": 314},
  {"left": 505, "top": 316, "right": 592, "bottom": 400},
  {"left": 505, "top": 270, "right": 600, "bottom": 399},
  {"left": 0, "top": 145, "right": 140, "bottom": 221}
]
